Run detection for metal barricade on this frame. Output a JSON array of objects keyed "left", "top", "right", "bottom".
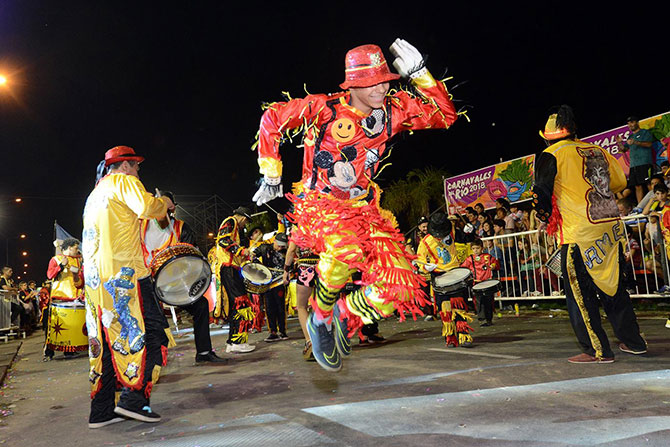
[
  {"left": 480, "top": 214, "right": 669, "bottom": 300},
  {"left": 0, "top": 290, "right": 16, "bottom": 330}
]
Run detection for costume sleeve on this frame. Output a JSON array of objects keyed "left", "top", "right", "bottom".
[
  {"left": 46, "top": 256, "right": 63, "bottom": 280},
  {"left": 117, "top": 175, "right": 169, "bottom": 219},
  {"left": 217, "top": 218, "right": 245, "bottom": 257},
  {"left": 257, "top": 94, "right": 329, "bottom": 178},
  {"left": 487, "top": 254, "right": 500, "bottom": 270},
  {"left": 179, "top": 221, "right": 197, "bottom": 246},
  {"left": 605, "top": 149, "right": 627, "bottom": 194},
  {"left": 460, "top": 256, "right": 473, "bottom": 270},
  {"left": 532, "top": 150, "right": 557, "bottom": 222},
  {"left": 391, "top": 71, "right": 458, "bottom": 133}
]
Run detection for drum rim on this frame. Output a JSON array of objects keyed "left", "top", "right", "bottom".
[
  {"left": 152, "top": 253, "right": 212, "bottom": 306},
  {"left": 241, "top": 262, "right": 273, "bottom": 286}
]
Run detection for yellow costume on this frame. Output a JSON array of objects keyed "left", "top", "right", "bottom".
[
  {"left": 45, "top": 254, "right": 86, "bottom": 352},
  {"left": 83, "top": 173, "right": 168, "bottom": 394}
]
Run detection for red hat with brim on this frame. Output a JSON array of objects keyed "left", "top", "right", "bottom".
[
  {"left": 104, "top": 146, "right": 145, "bottom": 167},
  {"left": 340, "top": 44, "right": 400, "bottom": 90}
]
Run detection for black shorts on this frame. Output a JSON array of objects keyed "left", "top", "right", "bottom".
[{"left": 628, "top": 164, "right": 652, "bottom": 187}]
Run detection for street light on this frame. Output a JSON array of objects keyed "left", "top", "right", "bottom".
[
  {"left": 21, "top": 251, "right": 27, "bottom": 256},
  {"left": 14, "top": 198, "right": 22, "bottom": 203},
  {"left": 0, "top": 75, "right": 7, "bottom": 86}
]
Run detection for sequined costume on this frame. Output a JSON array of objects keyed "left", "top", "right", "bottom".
[
  {"left": 83, "top": 169, "right": 169, "bottom": 402},
  {"left": 215, "top": 216, "right": 254, "bottom": 345},
  {"left": 45, "top": 254, "right": 86, "bottom": 353},
  {"left": 533, "top": 110, "right": 647, "bottom": 361},
  {"left": 417, "top": 231, "right": 473, "bottom": 347},
  {"left": 255, "top": 49, "right": 458, "bottom": 334}
]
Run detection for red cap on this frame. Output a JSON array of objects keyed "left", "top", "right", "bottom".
[
  {"left": 339, "top": 44, "right": 400, "bottom": 89},
  {"left": 104, "top": 146, "right": 144, "bottom": 167}
]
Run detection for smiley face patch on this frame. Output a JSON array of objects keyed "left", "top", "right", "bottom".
[{"left": 331, "top": 118, "right": 355, "bottom": 143}]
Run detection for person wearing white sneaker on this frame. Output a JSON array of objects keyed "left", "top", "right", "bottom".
[{"left": 214, "top": 207, "right": 256, "bottom": 353}]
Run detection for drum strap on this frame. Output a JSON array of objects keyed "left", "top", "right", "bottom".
[{"left": 470, "top": 255, "right": 477, "bottom": 282}]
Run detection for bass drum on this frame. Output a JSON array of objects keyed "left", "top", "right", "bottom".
[{"left": 151, "top": 243, "right": 212, "bottom": 306}]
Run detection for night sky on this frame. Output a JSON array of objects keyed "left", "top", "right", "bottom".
[{"left": 0, "top": 2, "right": 667, "bottom": 281}]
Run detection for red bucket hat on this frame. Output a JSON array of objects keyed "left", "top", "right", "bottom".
[
  {"left": 340, "top": 44, "right": 400, "bottom": 89},
  {"left": 104, "top": 146, "right": 145, "bottom": 167}
]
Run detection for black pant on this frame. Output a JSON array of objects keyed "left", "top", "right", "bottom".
[
  {"left": 264, "top": 286, "right": 285, "bottom": 334},
  {"left": 561, "top": 244, "right": 646, "bottom": 358},
  {"left": 89, "top": 277, "right": 169, "bottom": 423},
  {"left": 473, "top": 291, "right": 494, "bottom": 323},
  {"left": 10, "top": 302, "right": 28, "bottom": 328},
  {"left": 180, "top": 296, "right": 211, "bottom": 353},
  {"left": 220, "top": 266, "right": 248, "bottom": 344}
]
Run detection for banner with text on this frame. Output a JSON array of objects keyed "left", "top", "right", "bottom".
[
  {"left": 444, "top": 155, "right": 535, "bottom": 213},
  {"left": 581, "top": 111, "right": 670, "bottom": 175}
]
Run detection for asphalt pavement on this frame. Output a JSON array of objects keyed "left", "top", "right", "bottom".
[{"left": 2, "top": 306, "right": 670, "bottom": 447}]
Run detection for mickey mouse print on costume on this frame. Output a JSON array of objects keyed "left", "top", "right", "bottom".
[{"left": 252, "top": 39, "right": 461, "bottom": 372}]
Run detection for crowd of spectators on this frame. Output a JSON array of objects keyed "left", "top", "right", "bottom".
[{"left": 0, "top": 265, "right": 49, "bottom": 335}]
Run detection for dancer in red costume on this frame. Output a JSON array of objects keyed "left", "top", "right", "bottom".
[{"left": 252, "top": 39, "right": 460, "bottom": 371}]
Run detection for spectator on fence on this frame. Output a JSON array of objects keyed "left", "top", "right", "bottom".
[
  {"left": 517, "top": 237, "right": 541, "bottom": 295},
  {"left": 617, "top": 198, "right": 634, "bottom": 217},
  {"left": 631, "top": 174, "right": 664, "bottom": 214},
  {"left": 17, "top": 281, "right": 36, "bottom": 333},
  {"left": 502, "top": 207, "right": 517, "bottom": 234},
  {"left": 480, "top": 220, "right": 495, "bottom": 238},
  {"left": 495, "top": 198, "right": 510, "bottom": 211},
  {"left": 1, "top": 266, "right": 29, "bottom": 329},
  {"left": 617, "top": 116, "right": 656, "bottom": 203}
]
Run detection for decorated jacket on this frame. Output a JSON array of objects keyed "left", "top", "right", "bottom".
[
  {"left": 256, "top": 71, "right": 457, "bottom": 199},
  {"left": 417, "top": 232, "right": 460, "bottom": 274},
  {"left": 140, "top": 218, "right": 195, "bottom": 267},
  {"left": 46, "top": 254, "right": 84, "bottom": 301},
  {"left": 532, "top": 139, "right": 626, "bottom": 296},
  {"left": 460, "top": 253, "right": 499, "bottom": 282},
  {"left": 216, "top": 216, "right": 247, "bottom": 268},
  {"left": 82, "top": 173, "right": 169, "bottom": 394}
]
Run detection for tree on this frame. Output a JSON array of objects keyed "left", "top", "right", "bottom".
[{"left": 381, "top": 166, "right": 449, "bottom": 230}]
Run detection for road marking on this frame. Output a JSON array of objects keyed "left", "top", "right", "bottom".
[
  {"left": 304, "top": 369, "right": 670, "bottom": 445},
  {"left": 357, "top": 361, "right": 544, "bottom": 388},
  {"left": 428, "top": 347, "right": 521, "bottom": 359}
]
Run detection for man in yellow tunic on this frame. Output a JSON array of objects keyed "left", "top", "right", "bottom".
[
  {"left": 83, "top": 146, "right": 174, "bottom": 428},
  {"left": 533, "top": 105, "right": 647, "bottom": 364}
]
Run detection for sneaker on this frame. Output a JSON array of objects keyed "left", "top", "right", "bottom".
[
  {"left": 567, "top": 353, "right": 614, "bottom": 364},
  {"left": 618, "top": 343, "right": 647, "bottom": 355},
  {"left": 655, "top": 285, "right": 670, "bottom": 294},
  {"left": 264, "top": 333, "right": 280, "bottom": 343},
  {"left": 367, "top": 333, "right": 385, "bottom": 343},
  {"left": 332, "top": 302, "right": 351, "bottom": 357},
  {"left": 521, "top": 291, "right": 529, "bottom": 297},
  {"left": 665, "top": 318, "right": 670, "bottom": 329},
  {"left": 279, "top": 333, "right": 289, "bottom": 340},
  {"left": 114, "top": 405, "right": 161, "bottom": 423},
  {"left": 88, "top": 417, "right": 125, "bottom": 429},
  {"left": 460, "top": 341, "right": 473, "bottom": 348},
  {"left": 551, "top": 291, "right": 562, "bottom": 296},
  {"left": 530, "top": 290, "right": 542, "bottom": 297},
  {"left": 195, "top": 351, "right": 227, "bottom": 363},
  {"left": 480, "top": 321, "right": 492, "bottom": 327},
  {"left": 225, "top": 342, "right": 256, "bottom": 353},
  {"left": 424, "top": 315, "right": 435, "bottom": 321},
  {"left": 306, "top": 312, "right": 341, "bottom": 372}
]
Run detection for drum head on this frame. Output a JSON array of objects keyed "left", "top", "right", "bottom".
[
  {"left": 154, "top": 255, "right": 211, "bottom": 306},
  {"left": 472, "top": 279, "right": 500, "bottom": 290},
  {"left": 440, "top": 268, "right": 472, "bottom": 282},
  {"left": 241, "top": 263, "right": 272, "bottom": 285}
]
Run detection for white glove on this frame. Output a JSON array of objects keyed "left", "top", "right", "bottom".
[
  {"left": 463, "top": 223, "right": 474, "bottom": 234},
  {"left": 252, "top": 176, "right": 283, "bottom": 206},
  {"left": 101, "top": 308, "right": 115, "bottom": 328},
  {"left": 389, "top": 38, "right": 425, "bottom": 79},
  {"left": 424, "top": 263, "right": 437, "bottom": 272}
]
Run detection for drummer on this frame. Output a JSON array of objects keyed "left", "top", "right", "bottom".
[
  {"left": 44, "top": 238, "right": 85, "bottom": 360},
  {"left": 460, "top": 239, "right": 499, "bottom": 327},
  {"left": 139, "top": 191, "right": 225, "bottom": 364},
  {"left": 253, "top": 232, "right": 289, "bottom": 342},
  {"left": 417, "top": 212, "right": 474, "bottom": 348}
]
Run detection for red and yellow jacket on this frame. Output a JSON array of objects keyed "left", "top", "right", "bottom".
[{"left": 256, "top": 71, "right": 457, "bottom": 199}]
